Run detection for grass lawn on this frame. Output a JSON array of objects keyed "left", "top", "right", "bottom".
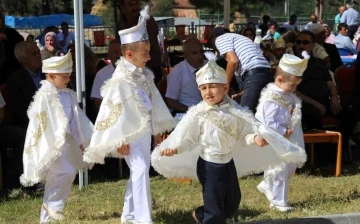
[{"left": 1, "top": 170, "right": 360, "bottom": 224}]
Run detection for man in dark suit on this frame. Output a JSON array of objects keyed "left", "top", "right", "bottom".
[
  {"left": 7, "top": 41, "right": 44, "bottom": 129},
  {"left": 3, "top": 41, "right": 44, "bottom": 189}
]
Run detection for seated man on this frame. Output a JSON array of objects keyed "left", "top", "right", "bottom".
[
  {"left": 0, "top": 91, "right": 26, "bottom": 189},
  {"left": 308, "top": 23, "right": 343, "bottom": 72},
  {"left": 7, "top": 41, "right": 44, "bottom": 129},
  {"left": 165, "top": 38, "right": 205, "bottom": 113},
  {"left": 294, "top": 31, "right": 356, "bottom": 162},
  {"left": 91, "top": 39, "right": 122, "bottom": 108},
  {"left": 334, "top": 23, "right": 357, "bottom": 55}
]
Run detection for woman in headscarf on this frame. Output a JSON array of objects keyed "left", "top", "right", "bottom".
[
  {"left": 40, "top": 32, "right": 63, "bottom": 60},
  {"left": 0, "top": 10, "right": 24, "bottom": 84}
]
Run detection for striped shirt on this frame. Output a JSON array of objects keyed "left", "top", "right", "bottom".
[{"left": 215, "top": 33, "right": 270, "bottom": 76}]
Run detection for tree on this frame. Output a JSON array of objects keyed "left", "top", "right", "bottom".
[{"left": 151, "top": 0, "right": 175, "bottom": 17}]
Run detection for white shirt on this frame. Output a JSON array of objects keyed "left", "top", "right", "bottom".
[
  {"left": 177, "top": 101, "right": 255, "bottom": 164},
  {"left": 283, "top": 22, "right": 297, "bottom": 31},
  {"left": 91, "top": 63, "right": 115, "bottom": 99},
  {"left": 165, "top": 60, "right": 202, "bottom": 107},
  {"left": 0, "top": 92, "right": 5, "bottom": 108},
  {"left": 255, "top": 83, "right": 295, "bottom": 135},
  {"left": 56, "top": 32, "right": 75, "bottom": 53}
]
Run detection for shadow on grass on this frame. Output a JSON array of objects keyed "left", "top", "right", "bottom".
[{"left": 76, "top": 211, "right": 121, "bottom": 221}]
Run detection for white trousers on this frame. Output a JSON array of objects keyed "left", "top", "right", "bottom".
[
  {"left": 263, "top": 163, "right": 297, "bottom": 207},
  {"left": 121, "top": 134, "right": 152, "bottom": 224},
  {"left": 40, "top": 168, "right": 76, "bottom": 223}
]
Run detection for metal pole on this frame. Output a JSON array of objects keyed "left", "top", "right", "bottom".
[
  {"left": 79, "top": 0, "right": 88, "bottom": 187},
  {"left": 113, "top": 0, "right": 119, "bottom": 39},
  {"left": 74, "top": 0, "right": 84, "bottom": 190},
  {"left": 223, "top": 0, "right": 230, "bottom": 28}
]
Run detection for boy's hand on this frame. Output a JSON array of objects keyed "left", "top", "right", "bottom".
[
  {"left": 161, "top": 149, "right": 177, "bottom": 157},
  {"left": 79, "top": 145, "right": 85, "bottom": 152},
  {"left": 153, "top": 134, "right": 162, "bottom": 147},
  {"left": 284, "top": 129, "right": 294, "bottom": 138},
  {"left": 117, "top": 144, "right": 130, "bottom": 155},
  {"left": 254, "top": 135, "right": 268, "bottom": 147}
]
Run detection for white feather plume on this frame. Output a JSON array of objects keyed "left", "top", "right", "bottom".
[
  {"left": 139, "top": 5, "right": 150, "bottom": 21},
  {"left": 301, "top": 51, "right": 310, "bottom": 59},
  {"left": 204, "top": 51, "right": 217, "bottom": 61}
]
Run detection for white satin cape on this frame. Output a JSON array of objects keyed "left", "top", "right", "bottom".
[
  {"left": 151, "top": 97, "right": 307, "bottom": 179},
  {"left": 83, "top": 58, "right": 176, "bottom": 164},
  {"left": 20, "top": 81, "right": 94, "bottom": 187}
]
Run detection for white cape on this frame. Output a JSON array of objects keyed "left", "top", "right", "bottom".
[
  {"left": 20, "top": 81, "right": 94, "bottom": 187},
  {"left": 83, "top": 58, "right": 176, "bottom": 164},
  {"left": 151, "top": 97, "right": 307, "bottom": 179}
]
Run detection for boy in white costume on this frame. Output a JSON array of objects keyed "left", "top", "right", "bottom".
[
  {"left": 83, "top": 5, "right": 175, "bottom": 224},
  {"left": 151, "top": 52, "right": 307, "bottom": 224},
  {"left": 20, "top": 52, "right": 94, "bottom": 223},
  {"left": 256, "top": 52, "right": 309, "bottom": 212}
]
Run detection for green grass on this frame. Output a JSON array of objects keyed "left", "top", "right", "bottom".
[{"left": 1, "top": 173, "right": 360, "bottom": 224}]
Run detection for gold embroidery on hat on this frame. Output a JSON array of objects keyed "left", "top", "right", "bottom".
[{"left": 95, "top": 100, "right": 123, "bottom": 131}]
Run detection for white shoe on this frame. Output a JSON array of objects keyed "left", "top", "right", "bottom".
[
  {"left": 120, "top": 217, "right": 136, "bottom": 224},
  {"left": 42, "top": 203, "right": 64, "bottom": 221},
  {"left": 270, "top": 203, "right": 294, "bottom": 212},
  {"left": 257, "top": 181, "right": 273, "bottom": 202}
]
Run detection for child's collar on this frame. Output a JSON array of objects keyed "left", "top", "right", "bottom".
[{"left": 203, "top": 97, "right": 230, "bottom": 111}]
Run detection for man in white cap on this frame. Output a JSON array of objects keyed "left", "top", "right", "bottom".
[
  {"left": 256, "top": 52, "right": 309, "bottom": 212},
  {"left": 308, "top": 23, "right": 343, "bottom": 72},
  {"left": 20, "top": 52, "right": 94, "bottom": 223},
  {"left": 153, "top": 52, "right": 306, "bottom": 223},
  {"left": 83, "top": 5, "right": 175, "bottom": 224}
]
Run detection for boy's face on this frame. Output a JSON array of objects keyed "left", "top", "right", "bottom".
[
  {"left": 48, "top": 73, "right": 71, "bottom": 89},
  {"left": 126, "top": 41, "right": 151, "bottom": 68},
  {"left": 198, "top": 83, "right": 228, "bottom": 106},
  {"left": 276, "top": 75, "right": 302, "bottom": 93}
]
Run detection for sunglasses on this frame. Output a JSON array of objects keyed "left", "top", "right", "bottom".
[{"left": 296, "top": 40, "right": 312, "bottom": 45}]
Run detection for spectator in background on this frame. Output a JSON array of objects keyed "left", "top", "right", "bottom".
[
  {"left": 260, "top": 40, "right": 273, "bottom": 61},
  {"left": 35, "top": 26, "right": 59, "bottom": 46},
  {"left": 304, "top": 14, "right": 319, "bottom": 30},
  {"left": 240, "top": 26, "right": 256, "bottom": 42},
  {"left": 57, "top": 22, "right": 75, "bottom": 54},
  {"left": 324, "top": 24, "right": 335, "bottom": 44},
  {"left": 340, "top": 2, "right": 359, "bottom": 39},
  {"left": 270, "top": 38, "right": 286, "bottom": 68},
  {"left": 259, "top": 15, "right": 271, "bottom": 37},
  {"left": 263, "top": 20, "right": 280, "bottom": 41},
  {"left": 334, "top": 23, "right": 357, "bottom": 55},
  {"left": 283, "top": 14, "right": 298, "bottom": 31},
  {"left": 20, "top": 32, "right": 34, "bottom": 42},
  {"left": 165, "top": 38, "right": 204, "bottom": 113},
  {"left": 68, "top": 43, "right": 103, "bottom": 123},
  {"left": 119, "top": 0, "right": 163, "bottom": 85},
  {"left": 335, "top": 6, "right": 345, "bottom": 32},
  {"left": 7, "top": 41, "right": 44, "bottom": 129},
  {"left": 0, "top": 10, "right": 24, "bottom": 84},
  {"left": 40, "top": 32, "right": 63, "bottom": 60},
  {"left": 91, "top": 39, "right": 122, "bottom": 108}
]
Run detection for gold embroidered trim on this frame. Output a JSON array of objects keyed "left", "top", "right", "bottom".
[
  {"left": 95, "top": 100, "right": 123, "bottom": 131},
  {"left": 24, "top": 111, "right": 48, "bottom": 156},
  {"left": 132, "top": 73, "right": 151, "bottom": 96},
  {"left": 265, "top": 92, "right": 293, "bottom": 113},
  {"left": 205, "top": 111, "right": 236, "bottom": 138}
]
